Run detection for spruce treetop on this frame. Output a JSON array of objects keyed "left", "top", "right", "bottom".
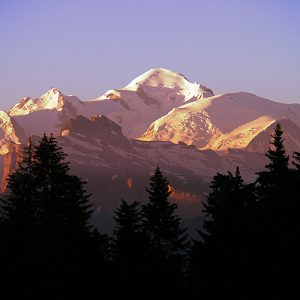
[{"left": 265, "top": 123, "right": 289, "bottom": 173}]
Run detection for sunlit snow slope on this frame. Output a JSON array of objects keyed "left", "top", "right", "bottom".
[{"left": 140, "top": 92, "right": 300, "bottom": 151}]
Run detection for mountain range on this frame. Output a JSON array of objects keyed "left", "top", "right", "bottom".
[{"left": 1, "top": 68, "right": 300, "bottom": 231}]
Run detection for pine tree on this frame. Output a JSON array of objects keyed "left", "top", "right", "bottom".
[
  {"left": 33, "top": 134, "right": 99, "bottom": 297},
  {"left": 188, "top": 167, "right": 256, "bottom": 298},
  {"left": 256, "top": 123, "right": 289, "bottom": 205},
  {"left": 32, "top": 134, "right": 91, "bottom": 230},
  {"left": 28, "top": 136, "right": 93, "bottom": 274},
  {"left": 1, "top": 134, "right": 108, "bottom": 297},
  {"left": 265, "top": 123, "right": 289, "bottom": 172},
  {"left": 256, "top": 123, "right": 290, "bottom": 220},
  {"left": 0, "top": 139, "right": 39, "bottom": 295},
  {"left": 113, "top": 199, "right": 143, "bottom": 262},
  {"left": 112, "top": 199, "right": 149, "bottom": 297},
  {"left": 2, "top": 139, "right": 37, "bottom": 227},
  {"left": 202, "top": 167, "right": 255, "bottom": 239},
  {"left": 255, "top": 123, "right": 290, "bottom": 253},
  {"left": 254, "top": 123, "right": 294, "bottom": 295},
  {"left": 143, "top": 167, "right": 188, "bottom": 258},
  {"left": 142, "top": 166, "right": 188, "bottom": 296}
]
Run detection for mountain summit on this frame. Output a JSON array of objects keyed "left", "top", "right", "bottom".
[
  {"left": 92, "top": 68, "right": 213, "bottom": 137},
  {"left": 9, "top": 88, "right": 83, "bottom": 116},
  {"left": 123, "top": 68, "right": 213, "bottom": 99},
  {"left": 8, "top": 88, "right": 84, "bottom": 137}
]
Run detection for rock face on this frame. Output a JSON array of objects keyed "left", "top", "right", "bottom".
[
  {"left": 0, "top": 143, "right": 21, "bottom": 192},
  {"left": 62, "top": 115, "right": 123, "bottom": 138},
  {"left": 0, "top": 111, "right": 24, "bottom": 192},
  {"left": 0, "top": 111, "right": 23, "bottom": 149}
]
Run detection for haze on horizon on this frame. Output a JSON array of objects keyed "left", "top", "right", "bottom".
[{"left": 0, "top": 0, "right": 299, "bottom": 110}]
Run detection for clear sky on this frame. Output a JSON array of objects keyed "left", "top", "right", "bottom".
[{"left": 0, "top": 0, "right": 299, "bottom": 110}]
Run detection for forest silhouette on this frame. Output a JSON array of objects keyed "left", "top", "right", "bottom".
[{"left": 0, "top": 123, "right": 299, "bottom": 299}]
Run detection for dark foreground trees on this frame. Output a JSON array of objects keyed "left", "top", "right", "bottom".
[
  {"left": 111, "top": 199, "right": 150, "bottom": 297},
  {"left": 0, "top": 139, "right": 188, "bottom": 298},
  {"left": 142, "top": 167, "right": 188, "bottom": 296},
  {"left": 112, "top": 167, "right": 188, "bottom": 297},
  {"left": 1, "top": 124, "right": 300, "bottom": 298},
  {"left": 0, "top": 135, "right": 109, "bottom": 298},
  {"left": 188, "top": 167, "right": 257, "bottom": 298},
  {"left": 189, "top": 123, "right": 300, "bottom": 298}
]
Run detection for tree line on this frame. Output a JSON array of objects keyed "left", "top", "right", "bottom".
[{"left": 0, "top": 123, "right": 299, "bottom": 298}]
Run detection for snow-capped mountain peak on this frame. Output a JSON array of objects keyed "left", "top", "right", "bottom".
[
  {"left": 7, "top": 88, "right": 85, "bottom": 137},
  {"left": 124, "top": 67, "right": 214, "bottom": 99},
  {"left": 125, "top": 68, "right": 191, "bottom": 89},
  {"left": 9, "top": 88, "right": 83, "bottom": 116},
  {"left": 93, "top": 68, "right": 214, "bottom": 137}
]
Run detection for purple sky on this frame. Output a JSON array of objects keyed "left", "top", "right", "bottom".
[{"left": 0, "top": 0, "right": 299, "bottom": 109}]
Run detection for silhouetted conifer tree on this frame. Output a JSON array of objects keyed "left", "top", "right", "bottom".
[
  {"left": 113, "top": 199, "right": 143, "bottom": 262},
  {"left": 112, "top": 199, "right": 150, "bottom": 297},
  {"left": 254, "top": 123, "right": 296, "bottom": 295},
  {"left": 189, "top": 167, "right": 256, "bottom": 298},
  {"left": 0, "top": 139, "right": 39, "bottom": 295},
  {"left": 255, "top": 123, "right": 290, "bottom": 234},
  {"left": 188, "top": 124, "right": 299, "bottom": 298},
  {"left": 2, "top": 139, "right": 36, "bottom": 227},
  {"left": 1, "top": 134, "right": 109, "bottom": 298},
  {"left": 256, "top": 123, "right": 289, "bottom": 209},
  {"left": 142, "top": 166, "right": 188, "bottom": 296},
  {"left": 143, "top": 167, "right": 188, "bottom": 257}
]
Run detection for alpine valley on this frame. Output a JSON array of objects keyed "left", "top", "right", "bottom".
[{"left": 1, "top": 68, "right": 300, "bottom": 231}]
